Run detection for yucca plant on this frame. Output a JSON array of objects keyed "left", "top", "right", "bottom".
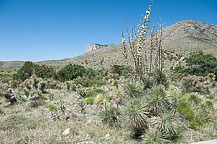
[
  {"left": 124, "top": 98, "right": 149, "bottom": 138},
  {"left": 122, "top": 0, "right": 165, "bottom": 82},
  {"left": 146, "top": 86, "right": 172, "bottom": 116},
  {"left": 160, "top": 111, "right": 183, "bottom": 139},
  {"left": 99, "top": 104, "right": 121, "bottom": 127},
  {"left": 143, "top": 129, "right": 169, "bottom": 144},
  {"left": 152, "top": 69, "right": 169, "bottom": 88},
  {"left": 124, "top": 81, "right": 144, "bottom": 98}
]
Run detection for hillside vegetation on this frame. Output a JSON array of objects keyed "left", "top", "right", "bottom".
[{"left": 0, "top": 0, "right": 217, "bottom": 144}]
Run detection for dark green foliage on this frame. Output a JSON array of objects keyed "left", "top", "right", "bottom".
[
  {"left": 54, "top": 64, "right": 86, "bottom": 82},
  {"left": 85, "top": 68, "right": 97, "bottom": 78},
  {"left": 12, "top": 61, "right": 54, "bottom": 81},
  {"left": 0, "top": 74, "right": 11, "bottom": 83},
  {"left": 112, "top": 65, "right": 130, "bottom": 77},
  {"left": 175, "top": 51, "right": 217, "bottom": 80}
]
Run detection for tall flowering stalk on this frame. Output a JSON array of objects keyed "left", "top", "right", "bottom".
[{"left": 122, "top": 0, "right": 164, "bottom": 82}]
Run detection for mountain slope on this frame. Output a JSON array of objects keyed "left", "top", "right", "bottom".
[{"left": 0, "top": 19, "right": 216, "bottom": 69}]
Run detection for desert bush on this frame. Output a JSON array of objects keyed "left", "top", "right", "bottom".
[
  {"left": 124, "top": 98, "right": 148, "bottom": 138},
  {"left": 85, "top": 89, "right": 104, "bottom": 98},
  {"left": 13, "top": 61, "right": 54, "bottom": 81},
  {"left": 85, "top": 68, "right": 97, "bottom": 78},
  {"left": 54, "top": 64, "right": 86, "bottom": 82},
  {"left": 112, "top": 65, "right": 130, "bottom": 77},
  {"left": 49, "top": 105, "right": 57, "bottom": 111},
  {"left": 174, "top": 51, "right": 217, "bottom": 80},
  {"left": 85, "top": 97, "right": 94, "bottom": 105},
  {"left": 160, "top": 112, "right": 184, "bottom": 139},
  {"left": 181, "top": 75, "right": 209, "bottom": 94},
  {"left": 175, "top": 93, "right": 214, "bottom": 130}
]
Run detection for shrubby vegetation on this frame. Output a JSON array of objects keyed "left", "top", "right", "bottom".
[
  {"left": 12, "top": 61, "right": 54, "bottom": 81},
  {"left": 175, "top": 51, "right": 217, "bottom": 80},
  {"left": 1, "top": 1, "right": 217, "bottom": 143}
]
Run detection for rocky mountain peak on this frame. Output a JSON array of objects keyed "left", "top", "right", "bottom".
[{"left": 85, "top": 43, "right": 106, "bottom": 53}]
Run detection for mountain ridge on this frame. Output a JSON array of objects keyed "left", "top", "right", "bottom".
[{"left": 1, "top": 19, "right": 217, "bottom": 69}]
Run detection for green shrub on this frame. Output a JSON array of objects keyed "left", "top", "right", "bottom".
[
  {"left": 125, "top": 98, "right": 148, "bottom": 132},
  {"left": 54, "top": 64, "right": 86, "bottom": 82},
  {"left": 175, "top": 51, "right": 217, "bottom": 80},
  {"left": 160, "top": 112, "right": 184, "bottom": 139},
  {"left": 85, "top": 68, "right": 97, "bottom": 78},
  {"left": 49, "top": 105, "right": 57, "bottom": 111},
  {"left": 13, "top": 61, "right": 54, "bottom": 81},
  {"left": 85, "top": 97, "right": 94, "bottom": 105},
  {"left": 143, "top": 129, "right": 169, "bottom": 144},
  {"left": 175, "top": 93, "right": 212, "bottom": 130},
  {"left": 112, "top": 65, "right": 130, "bottom": 77}
]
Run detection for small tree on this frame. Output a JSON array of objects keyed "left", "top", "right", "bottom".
[{"left": 55, "top": 64, "right": 86, "bottom": 81}]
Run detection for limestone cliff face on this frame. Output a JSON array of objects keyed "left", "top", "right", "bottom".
[{"left": 85, "top": 43, "right": 106, "bottom": 53}]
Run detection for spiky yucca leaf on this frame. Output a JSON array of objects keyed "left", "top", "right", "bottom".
[
  {"left": 125, "top": 98, "right": 148, "bottom": 129},
  {"left": 143, "top": 129, "right": 169, "bottom": 144},
  {"left": 160, "top": 111, "right": 182, "bottom": 139},
  {"left": 124, "top": 81, "right": 144, "bottom": 98},
  {"left": 146, "top": 86, "right": 172, "bottom": 116}
]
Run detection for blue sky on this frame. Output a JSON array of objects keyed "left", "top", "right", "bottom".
[{"left": 0, "top": 0, "right": 217, "bottom": 62}]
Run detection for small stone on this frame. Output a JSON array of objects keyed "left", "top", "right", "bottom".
[
  {"left": 62, "top": 128, "right": 70, "bottom": 135},
  {"left": 105, "top": 133, "right": 110, "bottom": 138}
]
